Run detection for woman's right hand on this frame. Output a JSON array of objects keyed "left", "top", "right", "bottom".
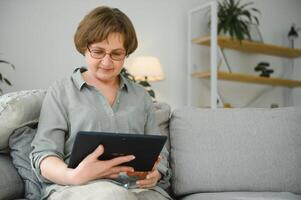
[{"left": 69, "top": 145, "right": 135, "bottom": 185}]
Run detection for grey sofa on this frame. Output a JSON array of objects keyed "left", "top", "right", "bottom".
[{"left": 0, "top": 90, "right": 300, "bottom": 200}]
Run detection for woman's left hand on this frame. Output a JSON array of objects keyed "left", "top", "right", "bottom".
[
  {"left": 136, "top": 169, "right": 161, "bottom": 188},
  {"left": 127, "top": 156, "right": 162, "bottom": 188}
]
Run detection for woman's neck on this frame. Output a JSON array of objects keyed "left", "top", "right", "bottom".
[{"left": 83, "top": 71, "right": 120, "bottom": 90}]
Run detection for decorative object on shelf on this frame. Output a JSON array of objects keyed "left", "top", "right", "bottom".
[
  {"left": 0, "top": 60, "right": 15, "bottom": 94},
  {"left": 217, "top": 0, "right": 261, "bottom": 41},
  {"left": 223, "top": 103, "right": 232, "bottom": 108},
  {"left": 288, "top": 24, "right": 300, "bottom": 48},
  {"left": 270, "top": 103, "right": 279, "bottom": 108},
  {"left": 126, "top": 56, "right": 164, "bottom": 98},
  {"left": 254, "top": 62, "right": 273, "bottom": 77}
]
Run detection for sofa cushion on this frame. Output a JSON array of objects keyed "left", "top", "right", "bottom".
[
  {"left": 0, "top": 154, "right": 24, "bottom": 199},
  {"left": 9, "top": 124, "right": 42, "bottom": 200},
  {"left": 0, "top": 90, "right": 46, "bottom": 150},
  {"left": 170, "top": 107, "right": 301, "bottom": 196},
  {"left": 180, "top": 192, "right": 301, "bottom": 200},
  {"left": 154, "top": 102, "right": 171, "bottom": 151}
]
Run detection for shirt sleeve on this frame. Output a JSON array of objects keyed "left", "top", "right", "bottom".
[
  {"left": 30, "top": 84, "right": 68, "bottom": 183},
  {"left": 144, "top": 93, "right": 172, "bottom": 190}
]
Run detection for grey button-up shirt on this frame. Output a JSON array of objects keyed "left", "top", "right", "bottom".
[{"left": 30, "top": 68, "right": 171, "bottom": 199}]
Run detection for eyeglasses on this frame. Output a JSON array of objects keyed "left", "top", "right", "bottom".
[{"left": 87, "top": 46, "right": 127, "bottom": 61}]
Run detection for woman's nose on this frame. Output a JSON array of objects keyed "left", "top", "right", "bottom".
[{"left": 101, "top": 54, "right": 113, "bottom": 65}]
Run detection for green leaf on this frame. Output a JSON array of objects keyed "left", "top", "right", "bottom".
[
  {"left": 148, "top": 90, "right": 155, "bottom": 98},
  {"left": 239, "top": 2, "right": 253, "bottom": 10},
  {"left": 120, "top": 68, "right": 136, "bottom": 82},
  {"left": 234, "top": 0, "right": 242, "bottom": 10},
  {"left": 216, "top": 0, "right": 261, "bottom": 41},
  {"left": 234, "top": 23, "right": 243, "bottom": 40},
  {"left": 251, "top": 8, "right": 261, "bottom": 14},
  {"left": 138, "top": 81, "right": 151, "bottom": 87},
  {"left": 257, "top": 62, "right": 270, "bottom": 66},
  {"left": 3, "top": 78, "right": 12, "bottom": 86},
  {"left": 253, "top": 16, "right": 259, "bottom": 25},
  {"left": 0, "top": 60, "right": 15, "bottom": 70},
  {"left": 241, "top": 10, "right": 252, "bottom": 22}
]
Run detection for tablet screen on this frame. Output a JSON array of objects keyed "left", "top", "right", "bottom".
[{"left": 68, "top": 131, "right": 167, "bottom": 171}]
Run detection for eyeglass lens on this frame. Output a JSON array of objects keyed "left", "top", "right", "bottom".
[{"left": 88, "top": 47, "right": 126, "bottom": 61}]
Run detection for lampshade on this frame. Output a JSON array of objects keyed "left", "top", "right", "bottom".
[{"left": 128, "top": 56, "right": 164, "bottom": 82}]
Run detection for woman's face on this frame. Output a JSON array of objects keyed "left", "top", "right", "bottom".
[{"left": 85, "top": 32, "right": 126, "bottom": 83}]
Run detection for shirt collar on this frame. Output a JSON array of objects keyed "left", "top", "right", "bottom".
[
  {"left": 72, "top": 67, "right": 129, "bottom": 92},
  {"left": 119, "top": 74, "right": 129, "bottom": 92},
  {"left": 72, "top": 67, "right": 87, "bottom": 90}
]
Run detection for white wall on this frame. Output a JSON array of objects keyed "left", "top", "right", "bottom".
[
  {"left": 0, "top": 0, "right": 300, "bottom": 109},
  {"left": 189, "top": 0, "right": 301, "bottom": 108}
]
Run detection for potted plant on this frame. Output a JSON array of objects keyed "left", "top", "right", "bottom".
[
  {"left": 217, "top": 0, "right": 261, "bottom": 41},
  {"left": 0, "top": 60, "right": 15, "bottom": 94},
  {"left": 254, "top": 61, "right": 274, "bottom": 77},
  {"left": 120, "top": 68, "right": 155, "bottom": 98}
]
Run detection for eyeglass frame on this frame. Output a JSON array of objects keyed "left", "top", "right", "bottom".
[{"left": 86, "top": 46, "right": 127, "bottom": 61}]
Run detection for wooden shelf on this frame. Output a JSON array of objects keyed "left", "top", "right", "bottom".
[
  {"left": 192, "top": 36, "right": 301, "bottom": 58},
  {"left": 192, "top": 71, "right": 301, "bottom": 88}
]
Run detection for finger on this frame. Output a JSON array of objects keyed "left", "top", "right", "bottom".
[
  {"left": 157, "top": 156, "right": 161, "bottom": 163},
  {"left": 137, "top": 170, "right": 161, "bottom": 187},
  {"left": 101, "top": 166, "right": 134, "bottom": 178},
  {"left": 127, "top": 171, "right": 148, "bottom": 179},
  {"left": 137, "top": 178, "right": 154, "bottom": 186},
  {"left": 137, "top": 178, "right": 157, "bottom": 188},
  {"left": 145, "top": 170, "right": 159, "bottom": 179},
  {"left": 139, "top": 183, "right": 156, "bottom": 188},
  {"left": 106, "top": 155, "right": 135, "bottom": 168},
  {"left": 104, "top": 173, "right": 120, "bottom": 179},
  {"left": 110, "top": 166, "right": 134, "bottom": 174},
  {"left": 85, "top": 145, "right": 104, "bottom": 161},
  {"left": 153, "top": 156, "right": 162, "bottom": 170}
]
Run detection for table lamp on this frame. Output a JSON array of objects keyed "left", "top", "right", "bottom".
[
  {"left": 128, "top": 56, "right": 164, "bottom": 98},
  {"left": 288, "top": 24, "right": 300, "bottom": 48}
]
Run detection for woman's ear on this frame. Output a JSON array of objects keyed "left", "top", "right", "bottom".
[{"left": 84, "top": 49, "right": 90, "bottom": 58}]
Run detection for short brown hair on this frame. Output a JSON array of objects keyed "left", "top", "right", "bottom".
[{"left": 74, "top": 6, "right": 138, "bottom": 56}]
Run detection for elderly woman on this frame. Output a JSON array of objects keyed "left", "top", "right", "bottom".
[{"left": 30, "top": 6, "right": 171, "bottom": 200}]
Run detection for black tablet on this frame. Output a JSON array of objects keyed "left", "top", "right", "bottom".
[{"left": 68, "top": 131, "right": 167, "bottom": 171}]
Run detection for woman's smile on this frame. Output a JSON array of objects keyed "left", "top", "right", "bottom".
[{"left": 98, "top": 66, "right": 114, "bottom": 72}]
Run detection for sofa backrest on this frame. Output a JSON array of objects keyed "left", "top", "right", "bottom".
[
  {"left": 169, "top": 107, "right": 301, "bottom": 197},
  {"left": 0, "top": 90, "right": 46, "bottom": 151},
  {"left": 0, "top": 90, "right": 171, "bottom": 151}
]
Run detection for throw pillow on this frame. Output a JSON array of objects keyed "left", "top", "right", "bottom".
[
  {"left": 0, "top": 90, "right": 46, "bottom": 150},
  {"left": 9, "top": 123, "right": 42, "bottom": 200}
]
